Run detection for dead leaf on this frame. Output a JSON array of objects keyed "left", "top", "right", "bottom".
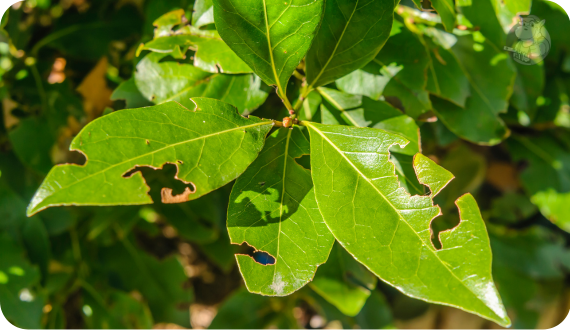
[
  {"left": 486, "top": 162, "right": 520, "bottom": 192},
  {"left": 77, "top": 57, "right": 113, "bottom": 121},
  {"left": 2, "top": 98, "right": 19, "bottom": 130}
]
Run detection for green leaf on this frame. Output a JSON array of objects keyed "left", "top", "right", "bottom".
[
  {"left": 354, "top": 290, "right": 394, "bottom": 329},
  {"left": 110, "top": 77, "right": 154, "bottom": 109},
  {"left": 310, "top": 242, "right": 376, "bottom": 316},
  {"left": 139, "top": 26, "right": 253, "bottom": 74},
  {"left": 507, "top": 133, "right": 570, "bottom": 232},
  {"left": 430, "top": 0, "right": 456, "bottom": 32},
  {"left": 413, "top": 153, "right": 454, "bottom": 197},
  {"left": 317, "top": 87, "right": 420, "bottom": 156},
  {"left": 100, "top": 238, "right": 192, "bottom": 326},
  {"left": 209, "top": 288, "right": 275, "bottom": 329},
  {"left": 306, "top": 122, "right": 510, "bottom": 326},
  {"left": 153, "top": 8, "right": 185, "bottom": 37},
  {"left": 192, "top": 0, "right": 214, "bottom": 27},
  {"left": 212, "top": 0, "right": 324, "bottom": 104},
  {"left": 228, "top": 127, "right": 334, "bottom": 296},
  {"left": 337, "top": 21, "right": 431, "bottom": 118},
  {"left": 335, "top": 62, "right": 394, "bottom": 100},
  {"left": 305, "top": 0, "right": 395, "bottom": 88},
  {"left": 510, "top": 63, "right": 545, "bottom": 120},
  {"left": 135, "top": 53, "right": 268, "bottom": 114},
  {"left": 431, "top": 32, "right": 515, "bottom": 145},
  {"left": 424, "top": 32, "right": 471, "bottom": 107},
  {"left": 27, "top": 99, "right": 273, "bottom": 216}
]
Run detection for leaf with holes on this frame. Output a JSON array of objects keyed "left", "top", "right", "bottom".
[
  {"left": 138, "top": 25, "right": 253, "bottom": 74},
  {"left": 212, "top": 0, "right": 324, "bottom": 105},
  {"left": 306, "top": 122, "right": 511, "bottom": 326},
  {"left": 305, "top": 0, "right": 395, "bottom": 88},
  {"left": 228, "top": 127, "right": 334, "bottom": 296},
  {"left": 27, "top": 98, "right": 273, "bottom": 216},
  {"left": 135, "top": 53, "right": 268, "bottom": 114}
]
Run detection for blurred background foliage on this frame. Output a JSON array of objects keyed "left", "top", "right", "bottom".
[{"left": 0, "top": 0, "right": 570, "bottom": 329}]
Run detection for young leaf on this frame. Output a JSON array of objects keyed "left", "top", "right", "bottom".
[
  {"left": 135, "top": 53, "right": 268, "bottom": 114},
  {"left": 305, "top": 0, "right": 395, "bottom": 88},
  {"left": 27, "top": 99, "right": 273, "bottom": 216},
  {"left": 228, "top": 127, "right": 334, "bottom": 296},
  {"left": 306, "top": 122, "right": 510, "bottom": 326},
  {"left": 310, "top": 242, "right": 377, "bottom": 317},
  {"left": 212, "top": 0, "right": 324, "bottom": 105}
]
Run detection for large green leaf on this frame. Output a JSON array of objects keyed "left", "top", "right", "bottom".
[
  {"left": 310, "top": 242, "right": 377, "bottom": 316},
  {"left": 228, "top": 127, "right": 334, "bottom": 295},
  {"left": 27, "top": 99, "right": 273, "bottom": 216},
  {"left": 135, "top": 53, "right": 268, "bottom": 114},
  {"left": 305, "top": 122, "right": 510, "bottom": 326},
  {"left": 305, "top": 0, "right": 395, "bottom": 88},
  {"left": 212, "top": 0, "right": 324, "bottom": 103}
]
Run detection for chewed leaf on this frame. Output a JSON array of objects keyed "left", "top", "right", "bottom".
[
  {"left": 139, "top": 26, "right": 253, "bottom": 74},
  {"left": 413, "top": 153, "right": 455, "bottom": 197},
  {"left": 306, "top": 122, "right": 510, "bottom": 327},
  {"left": 27, "top": 98, "right": 273, "bottom": 216},
  {"left": 135, "top": 53, "right": 268, "bottom": 114},
  {"left": 228, "top": 128, "right": 334, "bottom": 296}
]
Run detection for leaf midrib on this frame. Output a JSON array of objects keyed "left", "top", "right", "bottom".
[
  {"left": 307, "top": 123, "right": 498, "bottom": 318},
  {"left": 309, "top": 0, "right": 360, "bottom": 88},
  {"left": 273, "top": 128, "right": 293, "bottom": 287},
  {"left": 33, "top": 120, "right": 273, "bottom": 209},
  {"left": 262, "top": 0, "right": 285, "bottom": 95}
]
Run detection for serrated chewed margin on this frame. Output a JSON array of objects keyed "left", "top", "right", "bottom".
[
  {"left": 306, "top": 122, "right": 510, "bottom": 326},
  {"left": 27, "top": 98, "right": 273, "bottom": 216}
]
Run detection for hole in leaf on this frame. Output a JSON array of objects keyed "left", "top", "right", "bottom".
[
  {"left": 237, "top": 242, "right": 276, "bottom": 265},
  {"left": 430, "top": 207, "right": 460, "bottom": 250},
  {"left": 122, "top": 163, "right": 195, "bottom": 204},
  {"left": 295, "top": 155, "right": 311, "bottom": 170}
]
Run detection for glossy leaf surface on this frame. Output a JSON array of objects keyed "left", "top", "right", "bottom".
[
  {"left": 27, "top": 99, "right": 273, "bottom": 215},
  {"left": 305, "top": 0, "right": 395, "bottom": 88},
  {"left": 306, "top": 122, "right": 510, "bottom": 326},
  {"left": 213, "top": 0, "right": 324, "bottom": 102},
  {"left": 228, "top": 127, "right": 334, "bottom": 295}
]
